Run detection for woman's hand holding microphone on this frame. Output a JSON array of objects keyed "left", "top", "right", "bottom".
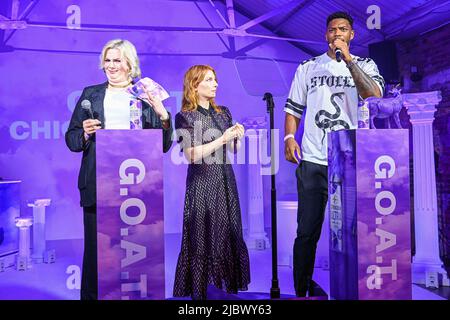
[{"left": 82, "top": 119, "right": 102, "bottom": 141}]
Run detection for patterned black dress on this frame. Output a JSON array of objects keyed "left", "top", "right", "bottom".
[{"left": 173, "top": 105, "right": 250, "bottom": 300}]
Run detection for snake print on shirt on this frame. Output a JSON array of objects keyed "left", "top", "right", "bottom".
[{"left": 314, "top": 92, "right": 350, "bottom": 144}]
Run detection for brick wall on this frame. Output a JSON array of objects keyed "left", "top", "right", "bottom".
[{"left": 396, "top": 23, "right": 450, "bottom": 273}]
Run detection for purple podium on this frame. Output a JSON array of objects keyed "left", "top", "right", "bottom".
[
  {"left": 327, "top": 129, "right": 411, "bottom": 300},
  {"left": 96, "top": 130, "right": 165, "bottom": 300}
]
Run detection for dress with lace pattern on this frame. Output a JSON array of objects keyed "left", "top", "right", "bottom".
[{"left": 173, "top": 105, "right": 250, "bottom": 300}]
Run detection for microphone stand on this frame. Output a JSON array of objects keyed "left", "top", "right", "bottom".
[{"left": 263, "top": 92, "right": 280, "bottom": 299}]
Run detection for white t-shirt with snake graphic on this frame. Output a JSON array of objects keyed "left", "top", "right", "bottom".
[{"left": 284, "top": 52, "right": 384, "bottom": 166}]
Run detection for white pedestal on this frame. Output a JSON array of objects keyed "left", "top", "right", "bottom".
[
  {"left": 276, "top": 200, "right": 297, "bottom": 267},
  {"left": 243, "top": 118, "right": 270, "bottom": 250},
  {"left": 28, "top": 199, "right": 51, "bottom": 263},
  {"left": 15, "top": 217, "right": 33, "bottom": 271}
]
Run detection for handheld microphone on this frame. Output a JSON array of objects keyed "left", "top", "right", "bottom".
[
  {"left": 335, "top": 48, "right": 342, "bottom": 63},
  {"left": 81, "top": 99, "right": 94, "bottom": 119}
]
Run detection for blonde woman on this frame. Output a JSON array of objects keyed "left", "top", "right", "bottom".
[
  {"left": 173, "top": 65, "right": 250, "bottom": 300},
  {"left": 65, "top": 39, "right": 173, "bottom": 300}
]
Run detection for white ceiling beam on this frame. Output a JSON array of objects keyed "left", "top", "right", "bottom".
[
  {"left": 233, "top": 0, "right": 319, "bottom": 56},
  {"left": 208, "top": 0, "right": 230, "bottom": 28},
  {"left": 18, "top": 0, "right": 39, "bottom": 20},
  {"left": 11, "top": 0, "right": 19, "bottom": 19},
  {"left": 194, "top": 1, "right": 230, "bottom": 51},
  {"left": 226, "top": 0, "right": 236, "bottom": 28},
  {"left": 237, "top": 0, "right": 304, "bottom": 31}
]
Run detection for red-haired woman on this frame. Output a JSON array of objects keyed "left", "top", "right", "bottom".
[{"left": 173, "top": 65, "right": 250, "bottom": 300}]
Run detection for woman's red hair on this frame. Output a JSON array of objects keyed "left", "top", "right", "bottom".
[{"left": 182, "top": 65, "right": 221, "bottom": 113}]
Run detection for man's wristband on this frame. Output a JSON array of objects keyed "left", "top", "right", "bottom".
[{"left": 284, "top": 134, "right": 295, "bottom": 142}]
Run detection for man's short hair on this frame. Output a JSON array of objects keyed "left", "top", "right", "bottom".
[{"left": 326, "top": 11, "right": 354, "bottom": 28}]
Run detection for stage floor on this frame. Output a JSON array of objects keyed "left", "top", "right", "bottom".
[{"left": 0, "top": 235, "right": 446, "bottom": 300}]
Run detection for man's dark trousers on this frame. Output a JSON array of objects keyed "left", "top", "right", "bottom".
[{"left": 293, "top": 160, "right": 328, "bottom": 296}]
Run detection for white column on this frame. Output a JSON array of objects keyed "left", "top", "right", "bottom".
[
  {"left": 404, "top": 91, "right": 447, "bottom": 284},
  {"left": 28, "top": 199, "right": 51, "bottom": 263},
  {"left": 15, "top": 217, "right": 33, "bottom": 270},
  {"left": 243, "top": 117, "right": 270, "bottom": 250}
]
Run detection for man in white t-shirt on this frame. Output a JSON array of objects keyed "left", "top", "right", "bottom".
[{"left": 283, "top": 11, "right": 385, "bottom": 297}]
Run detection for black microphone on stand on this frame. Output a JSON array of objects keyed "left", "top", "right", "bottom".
[
  {"left": 234, "top": 56, "right": 288, "bottom": 299},
  {"left": 335, "top": 47, "right": 342, "bottom": 63},
  {"left": 263, "top": 92, "right": 280, "bottom": 299}
]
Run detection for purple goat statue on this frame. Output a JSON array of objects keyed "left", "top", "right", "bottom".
[{"left": 366, "top": 85, "right": 403, "bottom": 129}]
